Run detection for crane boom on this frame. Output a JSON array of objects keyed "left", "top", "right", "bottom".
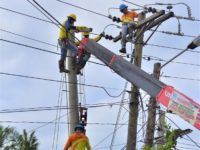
[{"left": 85, "top": 39, "right": 200, "bottom": 130}]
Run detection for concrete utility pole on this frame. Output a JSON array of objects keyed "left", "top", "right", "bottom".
[
  {"left": 156, "top": 108, "right": 165, "bottom": 148},
  {"left": 126, "top": 12, "right": 145, "bottom": 150},
  {"left": 67, "top": 33, "right": 79, "bottom": 134},
  {"left": 144, "top": 63, "right": 161, "bottom": 148}
]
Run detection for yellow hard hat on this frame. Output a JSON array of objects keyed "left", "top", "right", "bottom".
[
  {"left": 83, "top": 32, "right": 89, "bottom": 36},
  {"left": 67, "top": 13, "right": 77, "bottom": 21}
]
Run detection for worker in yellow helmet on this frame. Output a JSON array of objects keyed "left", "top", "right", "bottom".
[
  {"left": 75, "top": 31, "right": 103, "bottom": 74},
  {"left": 64, "top": 124, "right": 91, "bottom": 150},
  {"left": 58, "top": 13, "right": 92, "bottom": 73},
  {"left": 119, "top": 4, "right": 138, "bottom": 53}
]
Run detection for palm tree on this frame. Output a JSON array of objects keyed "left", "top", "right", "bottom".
[
  {"left": 17, "top": 130, "right": 39, "bottom": 150},
  {"left": 0, "top": 125, "right": 15, "bottom": 148},
  {"left": 0, "top": 125, "right": 39, "bottom": 150}
]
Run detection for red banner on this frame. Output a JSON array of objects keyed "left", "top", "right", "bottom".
[{"left": 156, "top": 86, "right": 200, "bottom": 130}]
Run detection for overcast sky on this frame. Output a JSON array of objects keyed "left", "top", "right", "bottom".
[{"left": 0, "top": 0, "right": 200, "bottom": 150}]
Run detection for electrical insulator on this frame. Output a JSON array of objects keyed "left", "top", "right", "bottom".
[
  {"left": 105, "top": 34, "right": 113, "bottom": 40},
  {"left": 112, "top": 16, "right": 121, "bottom": 23},
  {"left": 167, "top": 5, "right": 173, "bottom": 10},
  {"left": 152, "top": 8, "right": 157, "bottom": 13},
  {"left": 148, "top": 7, "right": 153, "bottom": 12}
]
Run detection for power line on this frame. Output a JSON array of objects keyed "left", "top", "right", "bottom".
[
  {"left": 143, "top": 55, "right": 200, "bottom": 67},
  {"left": 56, "top": 0, "right": 108, "bottom": 18},
  {"left": 0, "top": 6, "right": 56, "bottom": 24},
  {"left": 1, "top": 5, "right": 198, "bottom": 41},
  {"left": 0, "top": 101, "right": 130, "bottom": 114},
  {"left": 0, "top": 38, "right": 60, "bottom": 55},
  {"left": 161, "top": 75, "right": 200, "bottom": 82},
  {"left": 0, "top": 120, "right": 129, "bottom": 126},
  {"left": 149, "top": 29, "right": 196, "bottom": 38},
  {"left": 146, "top": 43, "right": 200, "bottom": 53},
  {"left": 0, "top": 28, "right": 57, "bottom": 47},
  {"left": 0, "top": 72, "right": 127, "bottom": 95},
  {"left": 1, "top": 29, "right": 199, "bottom": 68}
]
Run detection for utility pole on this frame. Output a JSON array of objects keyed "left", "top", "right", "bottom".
[
  {"left": 156, "top": 108, "right": 165, "bottom": 149},
  {"left": 126, "top": 12, "right": 145, "bottom": 150},
  {"left": 144, "top": 63, "right": 161, "bottom": 148},
  {"left": 67, "top": 33, "right": 79, "bottom": 134}
]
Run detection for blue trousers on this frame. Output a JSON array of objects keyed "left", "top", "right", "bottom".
[
  {"left": 58, "top": 39, "right": 77, "bottom": 61},
  {"left": 121, "top": 24, "right": 128, "bottom": 49}
]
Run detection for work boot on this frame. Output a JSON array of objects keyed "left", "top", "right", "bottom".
[
  {"left": 119, "top": 48, "right": 126, "bottom": 54},
  {"left": 58, "top": 60, "right": 70, "bottom": 73}
]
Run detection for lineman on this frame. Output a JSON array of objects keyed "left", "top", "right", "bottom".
[
  {"left": 76, "top": 32, "right": 103, "bottom": 74},
  {"left": 58, "top": 13, "right": 92, "bottom": 73},
  {"left": 119, "top": 4, "right": 138, "bottom": 54},
  {"left": 64, "top": 124, "right": 91, "bottom": 150}
]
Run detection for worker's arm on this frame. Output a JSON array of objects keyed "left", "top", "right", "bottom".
[
  {"left": 86, "top": 139, "right": 91, "bottom": 150},
  {"left": 76, "top": 26, "right": 93, "bottom": 32},
  {"left": 64, "top": 137, "right": 72, "bottom": 150}
]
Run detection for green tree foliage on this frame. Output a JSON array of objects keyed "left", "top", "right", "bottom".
[
  {"left": 0, "top": 125, "right": 39, "bottom": 150},
  {"left": 142, "top": 124, "right": 192, "bottom": 150},
  {"left": 17, "top": 130, "right": 39, "bottom": 150},
  {"left": 0, "top": 125, "right": 15, "bottom": 148}
]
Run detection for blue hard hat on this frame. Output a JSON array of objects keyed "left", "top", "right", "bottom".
[
  {"left": 119, "top": 4, "right": 128, "bottom": 12},
  {"left": 74, "top": 124, "right": 85, "bottom": 132}
]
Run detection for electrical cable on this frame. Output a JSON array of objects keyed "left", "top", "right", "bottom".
[
  {"left": 0, "top": 6, "right": 56, "bottom": 24},
  {"left": 52, "top": 74, "right": 64, "bottom": 150},
  {"left": 92, "top": 120, "right": 129, "bottom": 149},
  {"left": 26, "top": 0, "right": 59, "bottom": 29},
  {"left": 1, "top": 5, "right": 198, "bottom": 37},
  {"left": 110, "top": 81, "right": 129, "bottom": 150},
  {"left": 0, "top": 71, "right": 129, "bottom": 97},
  {"left": 0, "top": 28, "right": 57, "bottom": 47},
  {"left": 146, "top": 43, "right": 200, "bottom": 53},
  {"left": 161, "top": 75, "right": 200, "bottom": 82},
  {"left": 0, "top": 38, "right": 107, "bottom": 67},
  {"left": 2, "top": 36, "right": 199, "bottom": 68},
  {"left": 143, "top": 55, "right": 200, "bottom": 67},
  {"left": 0, "top": 38, "right": 60, "bottom": 55},
  {"left": 0, "top": 101, "right": 132, "bottom": 114},
  {"left": 56, "top": 0, "right": 108, "bottom": 18}
]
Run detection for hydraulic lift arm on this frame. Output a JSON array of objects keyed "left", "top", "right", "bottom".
[{"left": 85, "top": 40, "right": 200, "bottom": 130}]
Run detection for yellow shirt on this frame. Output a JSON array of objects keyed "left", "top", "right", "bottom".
[
  {"left": 58, "top": 20, "right": 70, "bottom": 39},
  {"left": 121, "top": 11, "right": 138, "bottom": 24},
  {"left": 64, "top": 133, "right": 91, "bottom": 150}
]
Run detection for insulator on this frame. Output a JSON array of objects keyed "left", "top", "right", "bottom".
[
  {"left": 108, "top": 35, "right": 113, "bottom": 40},
  {"left": 112, "top": 16, "right": 117, "bottom": 22},
  {"left": 167, "top": 5, "right": 173, "bottom": 10},
  {"left": 116, "top": 18, "right": 121, "bottom": 23},
  {"left": 108, "top": 14, "right": 112, "bottom": 19},
  {"left": 147, "top": 57, "right": 151, "bottom": 61},
  {"left": 152, "top": 8, "right": 157, "bottom": 13},
  {"left": 148, "top": 7, "right": 153, "bottom": 12},
  {"left": 105, "top": 34, "right": 109, "bottom": 39}
]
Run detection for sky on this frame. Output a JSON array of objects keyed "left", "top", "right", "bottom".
[{"left": 0, "top": 0, "right": 200, "bottom": 150}]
